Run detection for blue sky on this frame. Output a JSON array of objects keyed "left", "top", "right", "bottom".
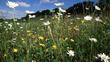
[{"left": 0, "top": 0, "right": 96, "bottom": 19}]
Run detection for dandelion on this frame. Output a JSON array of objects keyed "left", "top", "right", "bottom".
[
  {"left": 58, "top": 7, "right": 66, "bottom": 13},
  {"left": 31, "top": 35, "right": 36, "bottom": 39},
  {"left": 95, "top": 17, "right": 102, "bottom": 22},
  {"left": 52, "top": 44, "right": 57, "bottom": 49},
  {"left": 67, "top": 50, "right": 75, "bottom": 57},
  {"left": 54, "top": 2, "right": 64, "bottom": 7},
  {"left": 43, "top": 21, "right": 50, "bottom": 26},
  {"left": 38, "top": 36, "right": 44, "bottom": 40},
  {"left": 89, "top": 38, "right": 97, "bottom": 43},
  {"left": 27, "top": 30, "right": 31, "bottom": 33},
  {"left": 39, "top": 43, "right": 45, "bottom": 47},
  {"left": 84, "top": 15, "right": 93, "bottom": 21},
  {"left": 13, "top": 48, "right": 18, "bottom": 53},
  {"left": 27, "top": 33, "right": 33, "bottom": 36},
  {"left": 95, "top": 5, "right": 101, "bottom": 10},
  {"left": 96, "top": 53, "right": 110, "bottom": 62},
  {"left": 6, "top": 1, "right": 19, "bottom": 8}
]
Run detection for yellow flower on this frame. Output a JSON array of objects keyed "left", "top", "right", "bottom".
[
  {"left": 52, "top": 44, "right": 57, "bottom": 49},
  {"left": 34, "top": 40, "right": 37, "bottom": 42},
  {"left": 13, "top": 48, "right": 18, "bottom": 53},
  {"left": 38, "top": 36, "right": 44, "bottom": 40},
  {"left": 32, "top": 35, "right": 36, "bottom": 39},
  {"left": 27, "top": 30, "right": 31, "bottom": 33},
  {"left": 39, "top": 43, "right": 45, "bottom": 47},
  {"left": 27, "top": 33, "right": 33, "bottom": 36}
]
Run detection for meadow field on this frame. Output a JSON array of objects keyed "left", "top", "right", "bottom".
[{"left": 0, "top": 13, "right": 110, "bottom": 62}]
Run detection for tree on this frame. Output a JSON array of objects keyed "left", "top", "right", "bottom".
[
  {"left": 97, "top": 0, "right": 110, "bottom": 10},
  {"left": 40, "top": 9, "right": 51, "bottom": 15},
  {"left": 66, "top": 1, "right": 94, "bottom": 15}
]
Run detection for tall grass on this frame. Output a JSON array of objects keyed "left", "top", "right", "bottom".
[{"left": 0, "top": 14, "right": 110, "bottom": 62}]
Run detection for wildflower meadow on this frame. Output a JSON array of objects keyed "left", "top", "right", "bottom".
[{"left": 0, "top": 0, "right": 110, "bottom": 62}]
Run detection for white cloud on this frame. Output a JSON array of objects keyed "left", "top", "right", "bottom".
[
  {"left": 40, "top": 0, "right": 58, "bottom": 3},
  {"left": 41, "top": 0, "right": 50, "bottom": 3},
  {"left": 6, "top": 1, "right": 19, "bottom": 8},
  {"left": 17, "top": 2, "right": 30, "bottom": 7},
  {"left": 50, "top": 0, "right": 58, "bottom": 3},
  {"left": 25, "top": 10, "right": 35, "bottom": 14}
]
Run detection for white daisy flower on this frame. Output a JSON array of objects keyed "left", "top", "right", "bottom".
[
  {"left": 32, "top": 60, "right": 36, "bottom": 62},
  {"left": 89, "top": 38, "right": 97, "bottom": 43},
  {"left": 95, "top": 17, "right": 102, "bottom": 22},
  {"left": 6, "top": 1, "right": 19, "bottom": 8},
  {"left": 58, "top": 7, "right": 66, "bottom": 12},
  {"left": 20, "top": 27, "right": 23, "bottom": 29},
  {"left": 64, "top": 37, "right": 68, "bottom": 41},
  {"left": 76, "top": 17, "right": 81, "bottom": 20},
  {"left": 57, "top": 12, "right": 63, "bottom": 16},
  {"left": 84, "top": 15, "right": 93, "bottom": 21},
  {"left": 95, "top": 5, "right": 101, "bottom": 10},
  {"left": 8, "top": 24, "right": 12, "bottom": 28},
  {"left": 43, "top": 21, "right": 50, "bottom": 26},
  {"left": 96, "top": 53, "right": 110, "bottom": 62},
  {"left": 67, "top": 50, "right": 75, "bottom": 57},
  {"left": 5, "top": 21, "right": 8, "bottom": 24},
  {"left": 85, "top": 7, "right": 89, "bottom": 10},
  {"left": 28, "top": 15, "right": 36, "bottom": 18},
  {"left": 16, "top": 22, "right": 20, "bottom": 25},
  {"left": 40, "top": 18, "right": 44, "bottom": 21},
  {"left": 67, "top": 15, "right": 71, "bottom": 17},
  {"left": 70, "top": 39, "right": 74, "bottom": 42}
]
